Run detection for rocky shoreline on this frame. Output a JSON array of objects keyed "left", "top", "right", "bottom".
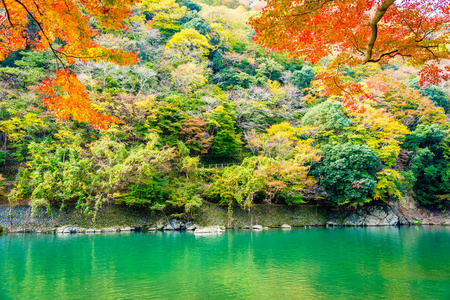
[{"left": 1, "top": 198, "right": 449, "bottom": 234}]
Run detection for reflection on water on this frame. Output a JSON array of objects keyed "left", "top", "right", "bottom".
[{"left": 1, "top": 227, "right": 450, "bottom": 299}]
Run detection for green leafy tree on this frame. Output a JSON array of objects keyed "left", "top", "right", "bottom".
[
  {"left": 301, "top": 101, "right": 352, "bottom": 133},
  {"left": 182, "top": 18, "right": 211, "bottom": 36},
  {"left": 404, "top": 125, "right": 450, "bottom": 206},
  {"left": 291, "top": 66, "right": 315, "bottom": 88},
  {"left": 312, "top": 143, "right": 380, "bottom": 205},
  {"left": 207, "top": 105, "right": 243, "bottom": 155},
  {"left": 408, "top": 80, "right": 450, "bottom": 113}
]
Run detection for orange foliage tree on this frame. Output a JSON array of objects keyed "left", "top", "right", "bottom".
[
  {"left": 364, "top": 75, "right": 448, "bottom": 128},
  {"left": 0, "top": 0, "right": 139, "bottom": 129},
  {"left": 249, "top": 0, "right": 450, "bottom": 93}
]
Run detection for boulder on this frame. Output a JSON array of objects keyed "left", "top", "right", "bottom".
[
  {"left": 242, "top": 226, "right": 251, "bottom": 229},
  {"left": 168, "top": 219, "right": 182, "bottom": 230},
  {"left": 327, "top": 203, "right": 399, "bottom": 226},
  {"left": 56, "top": 225, "right": 85, "bottom": 233},
  {"left": 281, "top": 224, "right": 292, "bottom": 229},
  {"left": 120, "top": 226, "right": 134, "bottom": 232},
  {"left": 74, "top": 227, "right": 86, "bottom": 233},
  {"left": 101, "top": 227, "right": 119, "bottom": 232},
  {"left": 194, "top": 227, "right": 224, "bottom": 234},
  {"left": 186, "top": 224, "right": 198, "bottom": 231},
  {"left": 86, "top": 228, "right": 96, "bottom": 234},
  {"left": 56, "top": 226, "right": 70, "bottom": 233},
  {"left": 252, "top": 225, "right": 263, "bottom": 230},
  {"left": 163, "top": 225, "right": 175, "bottom": 231}
]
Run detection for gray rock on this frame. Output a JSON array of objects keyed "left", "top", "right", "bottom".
[
  {"left": 186, "top": 224, "right": 198, "bottom": 231},
  {"left": 120, "top": 226, "right": 133, "bottom": 232},
  {"left": 86, "top": 228, "right": 96, "bottom": 234},
  {"left": 148, "top": 227, "right": 157, "bottom": 231},
  {"left": 194, "top": 227, "right": 224, "bottom": 234},
  {"left": 163, "top": 225, "right": 175, "bottom": 231},
  {"left": 242, "top": 226, "right": 251, "bottom": 229},
  {"left": 252, "top": 225, "right": 263, "bottom": 230},
  {"left": 384, "top": 213, "right": 399, "bottom": 226},
  {"left": 327, "top": 203, "right": 399, "bottom": 226},
  {"left": 74, "top": 227, "right": 86, "bottom": 233},
  {"left": 56, "top": 226, "right": 70, "bottom": 233},
  {"left": 281, "top": 224, "right": 292, "bottom": 229},
  {"left": 168, "top": 219, "right": 182, "bottom": 230},
  {"left": 101, "top": 227, "right": 119, "bottom": 232},
  {"left": 57, "top": 225, "right": 82, "bottom": 233}
]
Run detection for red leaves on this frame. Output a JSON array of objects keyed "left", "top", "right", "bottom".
[
  {"left": 250, "top": 0, "right": 450, "bottom": 86},
  {"left": 0, "top": 0, "right": 139, "bottom": 129},
  {"left": 418, "top": 64, "right": 450, "bottom": 87},
  {"left": 39, "top": 70, "right": 121, "bottom": 130}
]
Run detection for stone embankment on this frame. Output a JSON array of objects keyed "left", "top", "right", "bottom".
[
  {"left": 327, "top": 197, "right": 450, "bottom": 226},
  {"left": 1, "top": 198, "right": 450, "bottom": 234},
  {"left": 327, "top": 202, "right": 400, "bottom": 226}
]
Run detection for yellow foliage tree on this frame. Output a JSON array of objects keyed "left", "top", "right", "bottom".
[
  {"left": 166, "top": 29, "right": 211, "bottom": 60},
  {"left": 171, "top": 62, "right": 208, "bottom": 95},
  {"left": 132, "top": 0, "right": 186, "bottom": 34}
]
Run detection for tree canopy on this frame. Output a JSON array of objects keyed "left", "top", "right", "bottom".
[
  {"left": 0, "top": 0, "right": 139, "bottom": 128},
  {"left": 250, "top": 0, "right": 450, "bottom": 88},
  {"left": 2, "top": 0, "right": 450, "bottom": 216}
]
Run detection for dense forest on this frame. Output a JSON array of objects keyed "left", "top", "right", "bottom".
[{"left": 1, "top": 0, "right": 450, "bottom": 219}]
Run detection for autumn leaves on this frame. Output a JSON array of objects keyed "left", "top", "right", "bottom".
[
  {"left": 0, "top": 0, "right": 138, "bottom": 128},
  {"left": 249, "top": 0, "right": 450, "bottom": 100}
]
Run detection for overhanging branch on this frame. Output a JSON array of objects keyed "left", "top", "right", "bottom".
[{"left": 363, "top": 0, "right": 395, "bottom": 64}]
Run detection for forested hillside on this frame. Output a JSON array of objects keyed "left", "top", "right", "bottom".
[{"left": 1, "top": 0, "right": 450, "bottom": 218}]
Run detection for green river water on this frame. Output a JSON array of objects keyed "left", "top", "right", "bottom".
[{"left": 1, "top": 227, "right": 450, "bottom": 299}]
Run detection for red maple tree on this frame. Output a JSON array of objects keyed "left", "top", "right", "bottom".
[
  {"left": 250, "top": 0, "right": 450, "bottom": 90},
  {"left": 0, "top": 0, "right": 139, "bottom": 129}
]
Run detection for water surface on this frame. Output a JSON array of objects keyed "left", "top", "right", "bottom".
[{"left": 1, "top": 227, "right": 450, "bottom": 299}]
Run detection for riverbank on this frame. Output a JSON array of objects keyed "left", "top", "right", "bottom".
[{"left": 1, "top": 198, "right": 449, "bottom": 233}]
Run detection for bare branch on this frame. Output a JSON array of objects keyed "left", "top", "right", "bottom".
[
  {"left": 1, "top": 0, "right": 14, "bottom": 27},
  {"left": 363, "top": 0, "right": 395, "bottom": 64},
  {"left": 13, "top": 0, "right": 66, "bottom": 68}
]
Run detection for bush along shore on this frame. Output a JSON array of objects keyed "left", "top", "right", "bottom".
[{"left": 1, "top": 197, "right": 450, "bottom": 234}]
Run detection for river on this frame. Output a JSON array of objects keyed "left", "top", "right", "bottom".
[{"left": 1, "top": 227, "right": 450, "bottom": 299}]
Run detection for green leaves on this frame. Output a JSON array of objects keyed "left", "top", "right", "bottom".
[
  {"left": 301, "top": 101, "right": 352, "bottom": 133},
  {"left": 207, "top": 105, "right": 243, "bottom": 156},
  {"left": 312, "top": 143, "right": 380, "bottom": 205}
]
